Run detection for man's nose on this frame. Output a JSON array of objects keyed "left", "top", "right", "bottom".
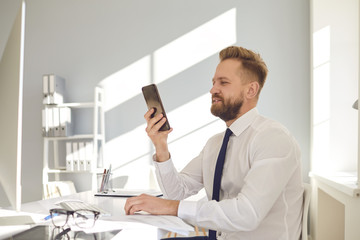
[{"left": 210, "top": 84, "right": 219, "bottom": 95}]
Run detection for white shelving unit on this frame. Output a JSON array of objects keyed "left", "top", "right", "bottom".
[{"left": 42, "top": 87, "right": 105, "bottom": 197}]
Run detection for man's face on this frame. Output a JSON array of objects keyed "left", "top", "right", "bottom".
[{"left": 210, "top": 59, "right": 246, "bottom": 122}]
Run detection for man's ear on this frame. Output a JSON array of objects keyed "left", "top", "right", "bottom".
[{"left": 246, "top": 81, "right": 260, "bottom": 99}]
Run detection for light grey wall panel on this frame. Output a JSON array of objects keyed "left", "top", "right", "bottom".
[{"left": 0, "top": 0, "right": 310, "bottom": 203}]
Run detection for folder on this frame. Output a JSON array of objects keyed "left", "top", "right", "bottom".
[
  {"left": 47, "top": 108, "right": 54, "bottom": 137},
  {"left": 42, "top": 109, "right": 48, "bottom": 137},
  {"left": 49, "top": 74, "right": 66, "bottom": 104},
  {"left": 53, "top": 107, "right": 60, "bottom": 137},
  {"left": 59, "top": 107, "right": 72, "bottom": 137},
  {"left": 78, "top": 142, "right": 86, "bottom": 171},
  {"left": 72, "top": 142, "right": 80, "bottom": 171},
  {"left": 66, "top": 142, "right": 73, "bottom": 171},
  {"left": 85, "top": 141, "right": 93, "bottom": 171}
]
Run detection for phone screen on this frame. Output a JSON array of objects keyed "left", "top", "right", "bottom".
[{"left": 142, "top": 84, "right": 170, "bottom": 131}]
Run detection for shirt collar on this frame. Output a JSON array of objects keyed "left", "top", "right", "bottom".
[{"left": 228, "top": 108, "right": 259, "bottom": 137}]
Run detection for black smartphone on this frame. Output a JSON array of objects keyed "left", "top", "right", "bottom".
[{"left": 142, "top": 84, "right": 170, "bottom": 131}]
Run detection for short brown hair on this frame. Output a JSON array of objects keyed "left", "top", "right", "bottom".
[{"left": 219, "top": 46, "right": 268, "bottom": 93}]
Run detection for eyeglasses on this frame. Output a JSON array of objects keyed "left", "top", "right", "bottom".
[{"left": 49, "top": 208, "right": 100, "bottom": 229}]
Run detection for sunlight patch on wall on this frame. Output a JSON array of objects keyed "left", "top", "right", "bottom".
[
  {"left": 313, "top": 26, "right": 330, "bottom": 68},
  {"left": 105, "top": 123, "right": 149, "bottom": 166},
  {"left": 153, "top": 8, "right": 237, "bottom": 84},
  {"left": 167, "top": 93, "right": 221, "bottom": 143},
  {"left": 166, "top": 93, "right": 224, "bottom": 170},
  {"left": 313, "top": 63, "right": 330, "bottom": 125},
  {"left": 99, "top": 56, "right": 151, "bottom": 112},
  {"left": 312, "top": 25, "right": 331, "bottom": 173}
]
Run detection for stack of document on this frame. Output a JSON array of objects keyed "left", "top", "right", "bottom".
[
  {"left": 42, "top": 106, "right": 72, "bottom": 137},
  {"left": 66, "top": 141, "right": 93, "bottom": 171}
]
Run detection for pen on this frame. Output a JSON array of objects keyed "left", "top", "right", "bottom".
[
  {"left": 44, "top": 213, "right": 58, "bottom": 221},
  {"left": 100, "top": 169, "right": 107, "bottom": 192}
]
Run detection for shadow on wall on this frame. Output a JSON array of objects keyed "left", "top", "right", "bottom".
[{"left": 111, "top": 176, "right": 128, "bottom": 189}]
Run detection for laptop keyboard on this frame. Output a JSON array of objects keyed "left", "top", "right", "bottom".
[{"left": 59, "top": 201, "right": 109, "bottom": 215}]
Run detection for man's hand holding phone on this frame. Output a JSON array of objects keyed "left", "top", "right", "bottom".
[
  {"left": 142, "top": 84, "right": 173, "bottom": 162},
  {"left": 144, "top": 108, "right": 172, "bottom": 162}
]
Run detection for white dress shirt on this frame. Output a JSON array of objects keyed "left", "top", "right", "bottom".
[{"left": 153, "top": 108, "right": 303, "bottom": 240}]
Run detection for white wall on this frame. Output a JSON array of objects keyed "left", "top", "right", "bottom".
[
  {"left": 0, "top": 0, "right": 310, "bottom": 204},
  {"left": 311, "top": 0, "right": 359, "bottom": 173}
]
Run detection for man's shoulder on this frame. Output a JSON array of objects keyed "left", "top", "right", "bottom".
[
  {"left": 251, "top": 115, "right": 300, "bottom": 152},
  {"left": 252, "top": 114, "right": 290, "bottom": 135},
  {"left": 208, "top": 131, "right": 225, "bottom": 142}
]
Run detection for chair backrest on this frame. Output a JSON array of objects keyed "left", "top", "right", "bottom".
[{"left": 302, "top": 183, "right": 311, "bottom": 240}]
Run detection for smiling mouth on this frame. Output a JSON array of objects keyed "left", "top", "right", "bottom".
[{"left": 212, "top": 98, "right": 222, "bottom": 104}]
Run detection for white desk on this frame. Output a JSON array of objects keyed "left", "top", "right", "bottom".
[
  {"left": 20, "top": 191, "right": 127, "bottom": 217},
  {"left": 310, "top": 172, "right": 360, "bottom": 240},
  {"left": 2, "top": 191, "right": 193, "bottom": 239}
]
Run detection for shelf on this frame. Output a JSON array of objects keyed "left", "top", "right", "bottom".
[
  {"left": 43, "top": 86, "right": 106, "bottom": 197},
  {"left": 44, "top": 134, "right": 104, "bottom": 141},
  {"left": 44, "top": 102, "right": 95, "bottom": 108},
  {"left": 46, "top": 168, "right": 105, "bottom": 174}
]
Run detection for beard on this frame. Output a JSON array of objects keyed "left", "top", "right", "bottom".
[{"left": 211, "top": 93, "right": 243, "bottom": 122}]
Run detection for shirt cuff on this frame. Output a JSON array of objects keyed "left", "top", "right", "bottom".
[
  {"left": 178, "top": 200, "right": 197, "bottom": 222},
  {"left": 152, "top": 155, "right": 176, "bottom": 175}
]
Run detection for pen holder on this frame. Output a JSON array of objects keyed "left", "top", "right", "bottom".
[{"left": 97, "top": 172, "right": 113, "bottom": 193}]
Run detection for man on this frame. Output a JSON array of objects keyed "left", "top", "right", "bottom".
[{"left": 124, "top": 46, "right": 303, "bottom": 240}]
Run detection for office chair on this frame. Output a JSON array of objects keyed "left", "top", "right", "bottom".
[
  {"left": 302, "top": 183, "right": 312, "bottom": 240},
  {"left": 162, "top": 226, "right": 207, "bottom": 239}
]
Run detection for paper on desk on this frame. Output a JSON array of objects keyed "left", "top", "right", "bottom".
[
  {"left": 70, "top": 215, "right": 193, "bottom": 236},
  {"left": 0, "top": 215, "right": 35, "bottom": 226},
  {"left": 0, "top": 209, "right": 47, "bottom": 239},
  {"left": 0, "top": 209, "right": 46, "bottom": 225},
  {"left": 120, "top": 215, "right": 194, "bottom": 236},
  {"left": 69, "top": 220, "right": 125, "bottom": 234}
]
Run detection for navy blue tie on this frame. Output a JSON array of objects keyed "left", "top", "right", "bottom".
[{"left": 209, "top": 128, "right": 233, "bottom": 240}]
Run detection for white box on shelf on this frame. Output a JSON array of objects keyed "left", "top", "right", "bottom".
[
  {"left": 49, "top": 74, "right": 66, "bottom": 104},
  {"left": 42, "top": 74, "right": 51, "bottom": 104}
]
